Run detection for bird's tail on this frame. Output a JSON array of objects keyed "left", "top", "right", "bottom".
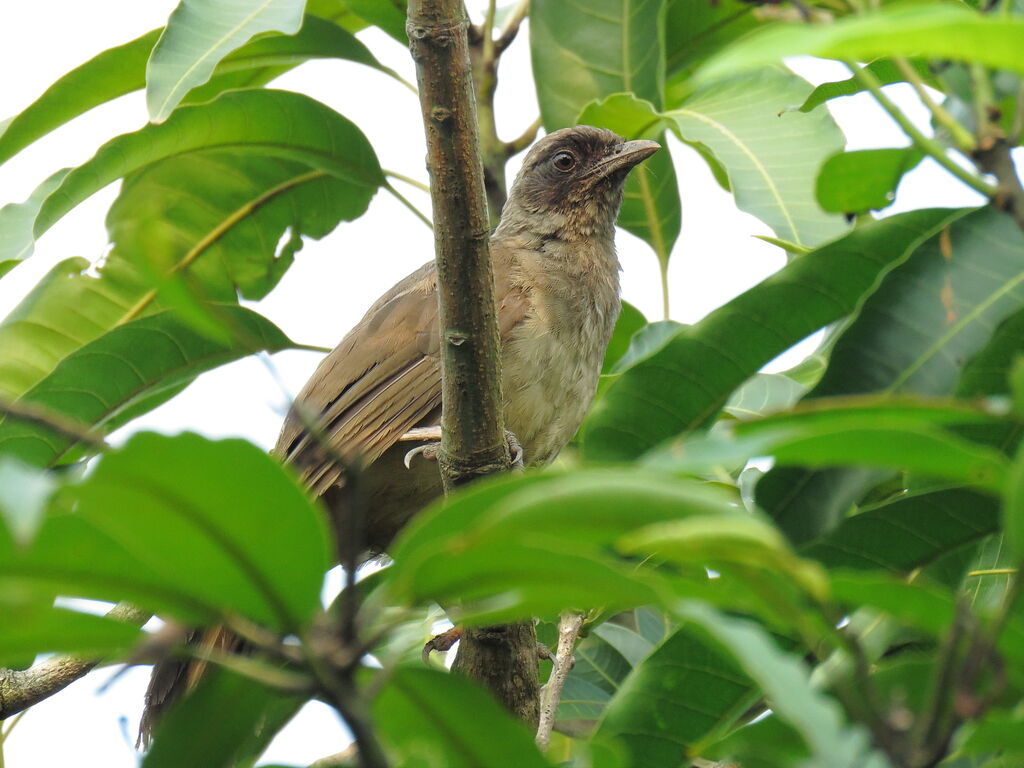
[{"left": 137, "top": 625, "right": 246, "bottom": 747}]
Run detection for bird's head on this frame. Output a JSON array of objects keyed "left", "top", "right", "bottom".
[{"left": 497, "top": 125, "right": 660, "bottom": 239}]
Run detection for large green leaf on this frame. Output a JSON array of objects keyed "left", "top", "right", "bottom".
[
  {"left": 142, "top": 668, "right": 303, "bottom": 768},
  {"left": 146, "top": 0, "right": 306, "bottom": 122},
  {"left": 106, "top": 148, "right": 376, "bottom": 303},
  {"left": 0, "top": 307, "right": 294, "bottom": 468},
  {"left": 0, "top": 16, "right": 388, "bottom": 168},
  {"left": 0, "top": 170, "right": 67, "bottom": 278},
  {"left": 0, "top": 433, "right": 331, "bottom": 629},
  {"left": 531, "top": 0, "right": 681, "bottom": 270},
  {"left": 345, "top": 0, "right": 407, "bottom": 44},
  {"left": 374, "top": 667, "right": 550, "bottom": 768},
  {"left": 664, "top": 0, "right": 761, "bottom": 82},
  {"left": 596, "top": 624, "right": 757, "bottom": 764},
  {"left": 24, "top": 89, "right": 381, "bottom": 252},
  {"left": 666, "top": 67, "right": 848, "bottom": 248},
  {"left": 582, "top": 208, "right": 963, "bottom": 461},
  {"left": 758, "top": 206, "right": 1024, "bottom": 544},
  {"left": 384, "top": 469, "right": 736, "bottom": 622},
  {"left": 799, "top": 59, "right": 934, "bottom": 114},
  {"left": 696, "top": 4, "right": 1024, "bottom": 84},
  {"left": 805, "top": 488, "right": 999, "bottom": 574},
  {"left": 1008, "top": 439, "right": 1024, "bottom": 562},
  {"left": 0, "top": 598, "right": 142, "bottom": 668}
]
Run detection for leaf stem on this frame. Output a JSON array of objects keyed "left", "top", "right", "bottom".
[
  {"left": 384, "top": 181, "right": 433, "bottom": 229},
  {"left": 893, "top": 58, "right": 975, "bottom": 153},
  {"left": 845, "top": 61, "right": 996, "bottom": 199},
  {"left": 383, "top": 169, "right": 430, "bottom": 193}
]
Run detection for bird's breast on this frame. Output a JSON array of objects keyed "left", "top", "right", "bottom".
[{"left": 500, "top": 268, "right": 619, "bottom": 465}]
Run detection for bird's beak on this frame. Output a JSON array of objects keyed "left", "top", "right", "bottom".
[{"left": 593, "top": 139, "right": 661, "bottom": 178}]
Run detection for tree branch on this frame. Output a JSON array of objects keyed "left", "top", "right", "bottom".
[
  {"left": 0, "top": 602, "right": 149, "bottom": 719},
  {"left": 406, "top": 0, "right": 539, "bottom": 728},
  {"left": 0, "top": 395, "right": 109, "bottom": 453},
  {"left": 535, "top": 612, "right": 584, "bottom": 751}
]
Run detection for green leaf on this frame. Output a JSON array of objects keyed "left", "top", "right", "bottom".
[
  {"left": 146, "top": 0, "right": 305, "bottom": 122},
  {"left": 696, "top": 5, "right": 1024, "bottom": 85},
  {"left": 664, "top": 0, "right": 761, "bottom": 83},
  {"left": 596, "top": 624, "right": 758, "bottom": 765},
  {"left": 23, "top": 89, "right": 382, "bottom": 255},
  {"left": 666, "top": 67, "right": 848, "bottom": 248},
  {"left": 345, "top": 0, "right": 407, "bottom": 44},
  {"left": 0, "top": 307, "right": 295, "bottom": 468},
  {"left": 601, "top": 301, "right": 647, "bottom": 374},
  {"left": 1006, "top": 435, "right": 1024, "bottom": 562},
  {"left": 107, "top": 149, "right": 376, "bottom": 303},
  {"left": 384, "top": 469, "right": 736, "bottom": 622},
  {"left": 805, "top": 488, "right": 999, "bottom": 574},
  {"left": 374, "top": 667, "right": 551, "bottom": 768},
  {"left": 0, "top": 456, "right": 55, "bottom": 545},
  {"left": 530, "top": 0, "right": 665, "bottom": 130},
  {"left": 577, "top": 95, "right": 681, "bottom": 270},
  {"left": 816, "top": 148, "right": 924, "bottom": 215},
  {"left": 758, "top": 206, "right": 1024, "bottom": 544},
  {"left": 582, "top": 208, "right": 963, "bottom": 461},
  {"left": 0, "top": 17, "right": 389, "bottom": 167},
  {"left": 142, "top": 668, "right": 303, "bottom": 768},
  {"left": 723, "top": 373, "right": 807, "bottom": 420},
  {"left": 677, "top": 602, "right": 884, "bottom": 767},
  {"left": 799, "top": 59, "right": 933, "bottom": 113},
  {"left": 0, "top": 169, "right": 68, "bottom": 275},
  {"left": 2, "top": 433, "right": 331, "bottom": 629},
  {"left": 620, "top": 514, "right": 829, "bottom": 600},
  {"left": 530, "top": 1, "right": 680, "bottom": 268},
  {"left": 0, "top": 598, "right": 142, "bottom": 668}
]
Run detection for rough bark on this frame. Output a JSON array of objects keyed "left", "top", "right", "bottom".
[
  {"left": 0, "top": 602, "right": 149, "bottom": 719},
  {"left": 405, "top": 0, "right": 540, "bottom": 727}
]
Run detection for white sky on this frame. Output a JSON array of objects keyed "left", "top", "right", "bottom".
[{"left": 0, "top": 2, "right": 988, "bottom": 766}]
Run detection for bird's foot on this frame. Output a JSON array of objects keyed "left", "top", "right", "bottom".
[
  {"left": 422, "top": 625, "right": 462, "bottom": 664},
  {"left": 401, "top": 427, "right": 524, "bottom": 469}
]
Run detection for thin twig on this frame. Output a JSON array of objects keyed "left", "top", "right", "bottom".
[
  {"left": 0, "top": 395, "right": 109, "bottom": 452},
  {"left": 0, "top": 603, "right": 150, "bottom": 719},
  {"left": 495, "top": 0, "right": 529, "bottom": 53},
  {"left": 383, "top": 169, "right": 430, "bottom": 194},
  {"left": 535, "top": 612, "right": 584, "bottom": 752},
  {"left": 384, "top": 182, "right": 433, "bottom": 230},
  {"left": 504, "top": 116, "right": 542, "bottom": 156},
  {"left": 845, "top": 61, "right": 997, "bottom": 199}
]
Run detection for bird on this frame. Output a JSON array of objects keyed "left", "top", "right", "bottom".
[{"left": 139, "top": 125, "right": 659, "bottom": 741}]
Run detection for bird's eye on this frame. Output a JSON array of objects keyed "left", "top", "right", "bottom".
[{"left": 552, "top": 151, "right": 576, "bottom": 171}]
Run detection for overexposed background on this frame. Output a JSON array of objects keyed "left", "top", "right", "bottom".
[{"left": 0, "top": 2, "right": 985, "bottom": 766}]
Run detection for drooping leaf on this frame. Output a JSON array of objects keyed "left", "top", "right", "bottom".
[
  {"left": 666, "top": 67, "right": 848, "bottom": 248},
  {"left": 758, "top": 206, "right": 1024, "bottom": 544},
  {"left": 23, "top": 89, "right": 382, "bottom": 255},
  {"left": 677, "top": 602, "right": 885, "bottom": 767},
  {"left": 696, "top": 4, "right": 1024, "bottom": 85},
  {"left": 596, "top": 624, "right": 758, "bottom": 765},
  {"left": 374, "top": 667, "right": 551, "bottom": 768},
  {"left": 0, "top": 16, "right": 389, "bottom": 167},
  {"left": 0, "top": 598, "right": 142, "bottom": 668},
  {"left": 146, "top": 0, "right": 306, "bottom": 122},
  {"left": 582, "top": 208, "right": 963, "bottom": 461},
  {"left": 0, "top": 169, "right": 68, "bottom": 275},
  {"left": 816, "top": 148, "right": 924, "bottom": 215},
  {"left": 1, "top": 433, "right": 331, "bottom": 629},
  {"left": 799, "top": 59, "right": 933, "bottom": 113},
  {"left": 0, "top": 307, "right": 295, "bottom": 468}
]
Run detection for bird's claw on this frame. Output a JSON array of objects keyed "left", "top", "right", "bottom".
[
  {"left": 404, "top": 441, "right": 440, "bottom": 469},
  {"left": 422, "top": 625, "right": 462, "bottom": 664},
  {"left": 505, "top": 429, "right": 525, "bottom": 470}
]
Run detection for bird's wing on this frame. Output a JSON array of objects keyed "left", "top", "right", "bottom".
[{"left": 276, "top": 257, "right": 530, "bottom": 496}]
